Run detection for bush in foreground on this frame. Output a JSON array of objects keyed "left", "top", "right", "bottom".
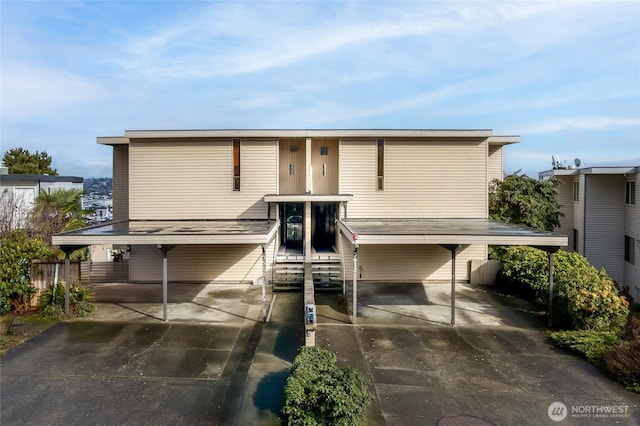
[
  {"left": 498, "top": 247, "right": 628, "bottom": 331},
  {"left": 281, "top": 346, "right": 372, "bottom": 426},
  {"left": 603, "top": 340, "right": 640, "bottom": 393},
  {"left": 38, "top": 282, "right": 95, "bottom": 320},
  {"left": 548, "top": 330, "right": 620, "bottom": 365}
]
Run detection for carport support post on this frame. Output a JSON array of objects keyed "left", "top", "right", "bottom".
[
  {"left": 158, "top": 245, "right": 175, "bottom": 322},
  {"left": 352, "top": 242, "right": 359, "bottom": 324},
  {"left": 64, "top": 250, "right": 71, "bottom": 315},
  {"left": 547, "top": 250, "right": 555, "bottom": 328},
  {"left": 441, "top": 245, "right": 460, "bottom": 326},
  {"left": 261, "top": 244, "right": 267, "bottom": 321}
]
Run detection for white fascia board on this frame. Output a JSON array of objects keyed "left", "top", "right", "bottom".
[
  {"left": 487, "top": 136, "right": 520, "bottom": 145},
  {"left": 123, "top": 129, "right": 494, "bottom": 139},
  {"left": 264, "top": 194, "right": 354, "bottom": 203},
  {"left": 97, "top": 137, "right": 128, "bottom": 145},
  {"left": 353, "top": 234, "right": 568, "bottom": 246},
  {"left": 53, "top": 234, "right": 270, "bottom": 246}
]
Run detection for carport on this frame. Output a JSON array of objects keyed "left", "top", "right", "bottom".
[
  {"left": 337, "top": 218, "right": 568, "bottom": 326},
  {"left": 52, "top": 219, "right": 280, "bottom": 321}
]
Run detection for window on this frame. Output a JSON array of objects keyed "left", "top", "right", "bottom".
[
  {"left": 573, "top": 229, "right": 578, "bottom": 252},
  {"left": 233, "top": 139, "right": 240, "bottom": 191},
  {"left": 320, "top": 146, "right": 328, "bottom": 155},
  {"left": 573, "top": 180, "right": 579, "bottom": 202},
  {"left": 625, "top": 235, "right": 635, "bottom": 265},
  {"left": 626, "top": 181, "right": 636, "bottom": 205},
  {"left": 376, "top": 138, "right": 384, "bottom": 190}
]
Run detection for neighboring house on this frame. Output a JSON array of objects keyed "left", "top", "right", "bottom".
[
  {"left": 539, "top": 165, "right": 639, "bottom": 300},
  {"left": 0, "top": 166, "right": 83, "bottom": 230},
  {"left": 53, "top": 130, "right": 566, "bottom": 321}
]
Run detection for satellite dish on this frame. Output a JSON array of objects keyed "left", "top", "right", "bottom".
[{"left": 574, "top": 158, "right": 581, "bottom": 168}]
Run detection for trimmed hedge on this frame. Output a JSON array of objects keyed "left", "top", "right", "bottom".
[
  {"left": 281, "top": 346, "right": 372, "bottom": 426},
  {"left": 498, "top": 247, "right": 629, "bottom": 331}
]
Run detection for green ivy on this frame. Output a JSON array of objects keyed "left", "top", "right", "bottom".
[{"left": 281, "top": 346, "right": 372, "bottom": 426}]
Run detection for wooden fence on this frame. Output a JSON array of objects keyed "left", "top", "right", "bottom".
[{"left": 29, "top": 260, "right": 82, "bottom": 306}]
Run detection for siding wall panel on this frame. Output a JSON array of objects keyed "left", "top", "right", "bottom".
[
  {"left": 130, "top": 241, "right": 277, "bottom": 283},
  {"left": 340, "top": 139, "right": 487, "bottom": 218},
  {"left": 625, "top": 172, "right": 640, "bottom": 297},
  {"left": 113, "top": 145, "right": 129, "bottom": 221},
  {"left": 279, "top": 138, "right": 306, "bottom": 194},
  {"left": 311, "top": 138, "right": 339, "bottom": 194},
  {"left": 487, "top": 145, "right": 503, "bottom": 183},
  {"left": 129, "top": 139, "right": 276, "bottom": 219},
  {"left": 584, "top": 174, "right": 625, "bottom": 283}
]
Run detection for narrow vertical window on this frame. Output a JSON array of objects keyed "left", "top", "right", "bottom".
[
  {"left": 625, "top": 235, "right": 635, "bottom": 264},
  {"left": 377, "top": 138, "right": 384, "bottom": 190},
  {"left": 572, "top": 229, "right": 578, "bottom": 252},
  {"left": 233, "top": 139, "right": 240, "bottom": 191},
  {"left": 572, "top": 180, "right": 579, "bottom": 202},
  {"left": 625, "top": 181, "right": 636, "bottom": 205}
]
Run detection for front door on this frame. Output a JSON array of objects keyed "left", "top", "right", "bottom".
[
  {"left": 312, "top": 203, "right": 337, "bottom": 252},
  {"left": 282, "top": 203, "right": 304, "bottom": 251}
]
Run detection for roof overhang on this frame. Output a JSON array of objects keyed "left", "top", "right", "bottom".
[
  {"left": 539, "top": 166, "right": 639, "bottom": 179},
  {"left": 264, "top": 194, "right": 353, "bottom": 203},
  {"left": 338, "top": 218, "right": 567, "bottom": 247},
  {"left": 122, "top": 129, "right": 495, "bottom": 139},
  {"left": 52, "top": 219, "right": 280, "bottom": 247},
  {"left": 487, "top": 136, "right": 520, "bottom": 145}
]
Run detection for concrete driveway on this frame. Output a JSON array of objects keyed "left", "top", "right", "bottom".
[
  {"left": 316, "top": 283, "right": 640, "bottom": 425},
  {"left": 0, "top": 286, "right": 303, "bottom": 426},
  {"left": 2, "top": 282, "right": 639, "bottom": 425}
]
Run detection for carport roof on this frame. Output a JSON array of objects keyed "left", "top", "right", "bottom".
[
  {"left": 52, "top": 219, "right": 279, "bottom": 247},
  {"left": 338, "top": 218, "right": 567, "bottom": 247}
]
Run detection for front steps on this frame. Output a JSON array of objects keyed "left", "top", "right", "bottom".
[{"left": 272, "top": 253, "right": 342, "bottom": 292}]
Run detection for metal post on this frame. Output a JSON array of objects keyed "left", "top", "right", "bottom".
[
  {"left": 64, "top": 252, "right": 70, "bottom": 315},
  {"left": 162, "top": 248, "right": 168, "bottom": 322},
  {"left": 352, "top": 244, "right": 358, "bottom": 324},
  {"left": 261, "top": 244, "right": 267, "bottom": 321},
  {"left": 547, "top": 251, "right": 554, "bottom": 328},
  {"left": 450, "top": 249, "right": 456, "bottom": 326}
]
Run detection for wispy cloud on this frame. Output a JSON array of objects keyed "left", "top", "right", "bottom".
[{"left": 508, "top": 117, "right": 640, "bottom": 135}]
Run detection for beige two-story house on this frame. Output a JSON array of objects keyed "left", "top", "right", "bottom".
[{"left": 54, "top": 129, "right": 566, "bottom": 321}]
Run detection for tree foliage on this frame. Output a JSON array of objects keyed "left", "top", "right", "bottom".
[
  {"left": 0, "top": 230, "right": 52, "bottom": 314},
  {"left": 29, "top": 189, "right": 86, "bottom": 248},
  {"left": 2, "top": 147, "right": 58, "bottom": 175},
  {"left": 489, "top": 172, "right": 562, "bottom": 231}
]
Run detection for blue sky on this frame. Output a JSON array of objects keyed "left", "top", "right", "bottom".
[{"left": 1, "top": 0, "right": 639, "bottom": 178}]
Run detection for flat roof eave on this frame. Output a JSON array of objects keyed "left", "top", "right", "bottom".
[
  {"left": 52, "top": 219, "right": 280, "bottom": 247},
  {"left": 338, "top": 218, "right": 568, "bottom": 247},
  {"left": 121, "top": 129, "right": 496, "bottom": 139}
]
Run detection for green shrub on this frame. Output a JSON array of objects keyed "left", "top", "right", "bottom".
[
  {"left": 0, "top": 230, "right": 51, "bottom": 314},
  {"left": 499, "top": 247, "right": 629, "bottom": 331},
  {"left": 281, "top": 346, "right": 372, "bottom": 426},
  {"left": 603, "top": 341, "right": 640, "bottom": 393},
  {"left": 548, "top": 330, "right": 620, "bottom": 365},
  {"left": 38, "top": 282, "right": 95, "bottom": 319}
]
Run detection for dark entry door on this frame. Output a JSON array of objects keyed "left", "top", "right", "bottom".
[{"left": 312, "top": 203, "right": 337, "bottom": 252}]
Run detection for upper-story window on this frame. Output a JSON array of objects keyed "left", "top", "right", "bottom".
[
  {"left": 572, "top": 180, "right": 579, "bottom": 202},
  {"left": 377, "top": 138, "right": 384, "bottom": 191},
  {"left": 625, "top": 235, "right": 635, "bottom": 265},
  {"left": 233, "top": 139, "right": 240, "bottom": 191},
  {"left": 625, "top": 180, "right": 636, "bottom": 205}
]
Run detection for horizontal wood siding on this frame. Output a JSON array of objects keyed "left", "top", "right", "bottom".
[
  {"left": 584, "top": 174, "right": 625, "bottom": 283},
  {"left": 113, "top": 145, "right": 129, "bottom": 221},
  {"left": 279, "top": 138, "right": 306, "bottom": 194},
  {"left": 574, "top": 175, "right": 585, "bottom": 254},
  {"left": 340, "top": 139, "right": 487, "bottom": 218},
  {"left": 129, "top": 139, "right": 276, "bottom": 219},
  {"left": 339, "top": 234, "right": 484, "bottom": 281},
  {"left": 311, "top": 138, "right": 338, "bottom": 194},
  {"left": 487, "top": 145, "right": 503, "bottom": 183},
  {"left": 555, "top": 175, "right": 574, "bottom": 250},
  {"left": 130, "top": 242, "right": 276, "bottom": 283},
  {"left": 625, "top": 172, "right": 640, "bottom": 296}
]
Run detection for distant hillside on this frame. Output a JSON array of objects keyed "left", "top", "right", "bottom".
[{"left": 84, "top": 177, "right": 112, "bottom": 197}]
